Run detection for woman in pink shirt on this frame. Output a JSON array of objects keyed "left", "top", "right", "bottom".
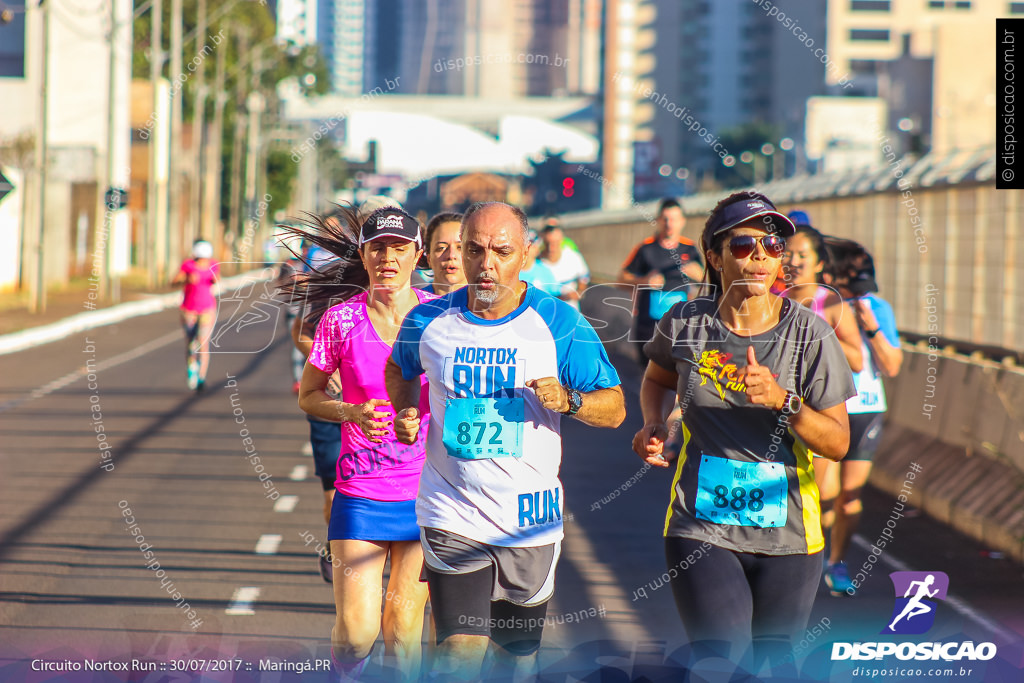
[
  {"left": 172, "top": 240, "right": 219, "bottom": 391},
  {"left": 285, "top": 206, "right": 433, "bottom": 680}
]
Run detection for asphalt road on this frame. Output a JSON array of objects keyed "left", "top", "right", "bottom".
[{"left": 0, "top": 283, "right": 1022, "bottom": 682}]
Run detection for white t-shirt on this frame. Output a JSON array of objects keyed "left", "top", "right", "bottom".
[
  {"left": 391, "top": 285, "right": 620, "bottom": 547},
  {"left": 541, "top": 249, "right": 590, "bottom": 310}
]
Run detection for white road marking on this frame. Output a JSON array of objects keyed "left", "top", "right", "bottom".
[
  {"left": 225, "top": 586, "right": 260, "bottom": 615},
  {"left": 0, "top": 271, "right": 271, "bottom": 355},
  {"left": 301, "top": 442, "right": 313, "bottom": 456},
  {"left": 0, "top": 330, "right": 182, "bottom": 414},
  {"left": 273, "top": 495, "right": 299, "bottom": 513},
  {"left": 851, "top": 535, "right": 1016, "bottom": 641},
  {"left": 254, "top": 534, "right": 282, "bottom": 555},
  {"left": 289, "top": 465, "right": 308, "bottom": 481}
]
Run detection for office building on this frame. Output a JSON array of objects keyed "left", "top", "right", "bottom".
[
  {"left": 396, "top": 0, "right": 602, "bottom": 97},
  {"left": 825, "top": 0, "right": 998, "bottom": 154},
  {"left": 276, "top": 0, "right": 319, "bottom": 47}
]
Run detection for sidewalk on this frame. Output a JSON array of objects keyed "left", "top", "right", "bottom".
[
  {"left": 0, "top": 275, "right": 178, "bottom": 336},
  {"left": 0, "top": 268, "right": 276, "bottom": 355}
]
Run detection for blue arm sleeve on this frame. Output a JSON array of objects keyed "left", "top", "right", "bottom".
[{"left": 869, "top": 296, "right": 899, "bottom": 346}]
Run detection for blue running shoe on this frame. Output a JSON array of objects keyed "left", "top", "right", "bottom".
[{"left": 825, "top": 561, "right": 854, "bottom": 596}]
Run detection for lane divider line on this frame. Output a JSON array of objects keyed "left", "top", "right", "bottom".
[
  {"left": 273, "top": 495, "right": 299, "bottom": 513},
  {"left": 0, "top": 330, "right": 182, "bottom": 414},
  {"left": 225, "top": 586, "right": 261, "bottom": 615},
  {"left": 301, "top": 442, "right": 313, "bottom": 457},
  {"left": 289, "top": 465, "right": 308, "bottom": 481},
  {"left": 254, "top": 534, "right": 283, "bottom": 555}
]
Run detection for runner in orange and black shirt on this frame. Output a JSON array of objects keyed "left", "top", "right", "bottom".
[{"left": 619, "top": 199, "right": 704, "bottom": 367}]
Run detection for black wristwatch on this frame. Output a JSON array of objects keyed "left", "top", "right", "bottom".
[
  {"left": 865, "top": 327, "right": 880, "bottom": 339},
  {"left": 781, "top": 390, "right": 802, "bottom": 416},
  {"left": 562, "top": 388, "right": 583, "bottom": 416}
]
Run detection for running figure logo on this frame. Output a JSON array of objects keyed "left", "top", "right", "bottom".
[{"left": 883, "top": 571, "right": 949, "bottom": 635}]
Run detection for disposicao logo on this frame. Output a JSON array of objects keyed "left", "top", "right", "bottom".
[
  {"left": 884, "top": 571, "right": 948, "bottom": 635},
  {"left": 831, "top": 571, "right": 997, "bottom": 663}
]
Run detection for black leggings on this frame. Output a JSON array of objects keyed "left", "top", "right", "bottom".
[
  {"left": 424, "top": 566, "right": 549, "bottom": 657},
  {"left": 664, "top": 537, "right": 821, "bottom": 666}
]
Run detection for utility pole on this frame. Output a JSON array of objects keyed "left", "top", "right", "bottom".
[
  {"left": 243, "top": 47, "right": 266, "bottom": 264},
  {"left": 147, "top": 0, "right": 163, "bottom": 285},
  {"left": 31, "top": 0, "right": 49, "bottom": 313},
  {"left": 244, "top": 95, "right": 265, "bottom": 248},
  {"left": 167, "top": 0, "right": 183, "bottom": 271},
  {"left": 190, "top": 0, "right": 207, "bottom": 239},
  {"left": 99, "top": 0, "right": 125, "bottom": 303},
  {"left": 204, "top": 30, "right": 227, "bottom": 251},
  {"left": 228, "top": 109, "right": 246, "bottom": 257},
  {"left": 227, "top": 29, "right": 250, "bottom": 258}
]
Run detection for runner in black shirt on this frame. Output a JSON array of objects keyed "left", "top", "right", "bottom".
[{"left": 619, "top": 199, "right": 704, "bottom": 366}]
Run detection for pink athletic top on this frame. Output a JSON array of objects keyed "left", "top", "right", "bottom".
[
  {"left": 809, "top": 287, "right": 832, "bottom": 326},
  {"left": 179, "top": 260, "right": 219, "bottom": 313},
  {"left": 308, "top": 289, "right": 435, "bottom": 501}
]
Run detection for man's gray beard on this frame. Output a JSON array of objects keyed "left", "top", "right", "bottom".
[{"left": 474, "top": 285, "right": 499, "bottom": 304}]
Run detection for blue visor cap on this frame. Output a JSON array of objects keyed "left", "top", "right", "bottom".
[{"left": 704, "top": 198, "right": 797, "bottom": 252}]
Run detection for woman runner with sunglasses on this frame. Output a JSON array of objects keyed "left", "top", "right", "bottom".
[{"left": 633, "top": 191, "right": 856, "bottom": 674}]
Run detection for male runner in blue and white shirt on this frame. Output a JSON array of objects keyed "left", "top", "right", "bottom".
[{"left": 385, "top": 201, "right": 625, "bottom": 681}]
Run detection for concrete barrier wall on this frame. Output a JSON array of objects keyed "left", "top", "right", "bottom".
[
  {"left": 861, "top": 346, "right": 1024, "bottom": 562},
  {"left": 883, "top": 346, "right": 1024, "bottom": 472}
]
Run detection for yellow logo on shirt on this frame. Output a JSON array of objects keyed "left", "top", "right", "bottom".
[{"left": 695, "top": 350, "right": 745, "bottom": 400}]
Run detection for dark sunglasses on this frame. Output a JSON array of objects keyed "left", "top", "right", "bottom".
[{"left": 727, "top": 234, "right": 786, "bottom": 259}]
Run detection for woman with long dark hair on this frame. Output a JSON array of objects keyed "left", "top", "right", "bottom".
[
  {"left": 281, "top": 205, "right": 433, "bottom": 681},
  {"left": 632, "top": 191, "right": 856, "bottom": 673}
]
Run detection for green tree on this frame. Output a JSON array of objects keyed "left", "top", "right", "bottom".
[{"left": 132, "top": 0, "right": 329, "bottom": 240}]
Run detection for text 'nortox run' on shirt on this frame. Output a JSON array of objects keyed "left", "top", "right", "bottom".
[{"left": 453, "top": 346, "right": 518, "bottom": 398}]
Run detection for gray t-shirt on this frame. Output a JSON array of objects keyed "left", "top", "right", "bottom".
[{"left": 644, "top": 296, "right": 856, "bottom": 555}]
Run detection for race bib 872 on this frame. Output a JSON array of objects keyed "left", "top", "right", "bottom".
[{"left": 442, "top": 397, "right": 524, "bottom": 459}]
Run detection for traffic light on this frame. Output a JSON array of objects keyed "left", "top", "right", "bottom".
[{"left": 562, "top": 177, "right": 575, "bottom": 198}]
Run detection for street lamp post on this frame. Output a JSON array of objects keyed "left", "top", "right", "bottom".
[
  {"left": 760, "top": 142, "right": 775, "bottom": 183},
  {"left": 739, "top": 150, "right": 757, "bottom": 186},
  {"left": 778, "top": 137, "right": 794, "bottom": 179}
]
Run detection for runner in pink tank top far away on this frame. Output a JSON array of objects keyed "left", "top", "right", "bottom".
[{"left": 172, "top": 240, "right": 220, "bottom": 392}]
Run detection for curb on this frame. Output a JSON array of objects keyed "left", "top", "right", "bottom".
[
  {"left": 870, "top": 425, "right": 1024, "bottom": 565},
  {"left": 0, "top": 269, "right": 277, "bottom": 356}
]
